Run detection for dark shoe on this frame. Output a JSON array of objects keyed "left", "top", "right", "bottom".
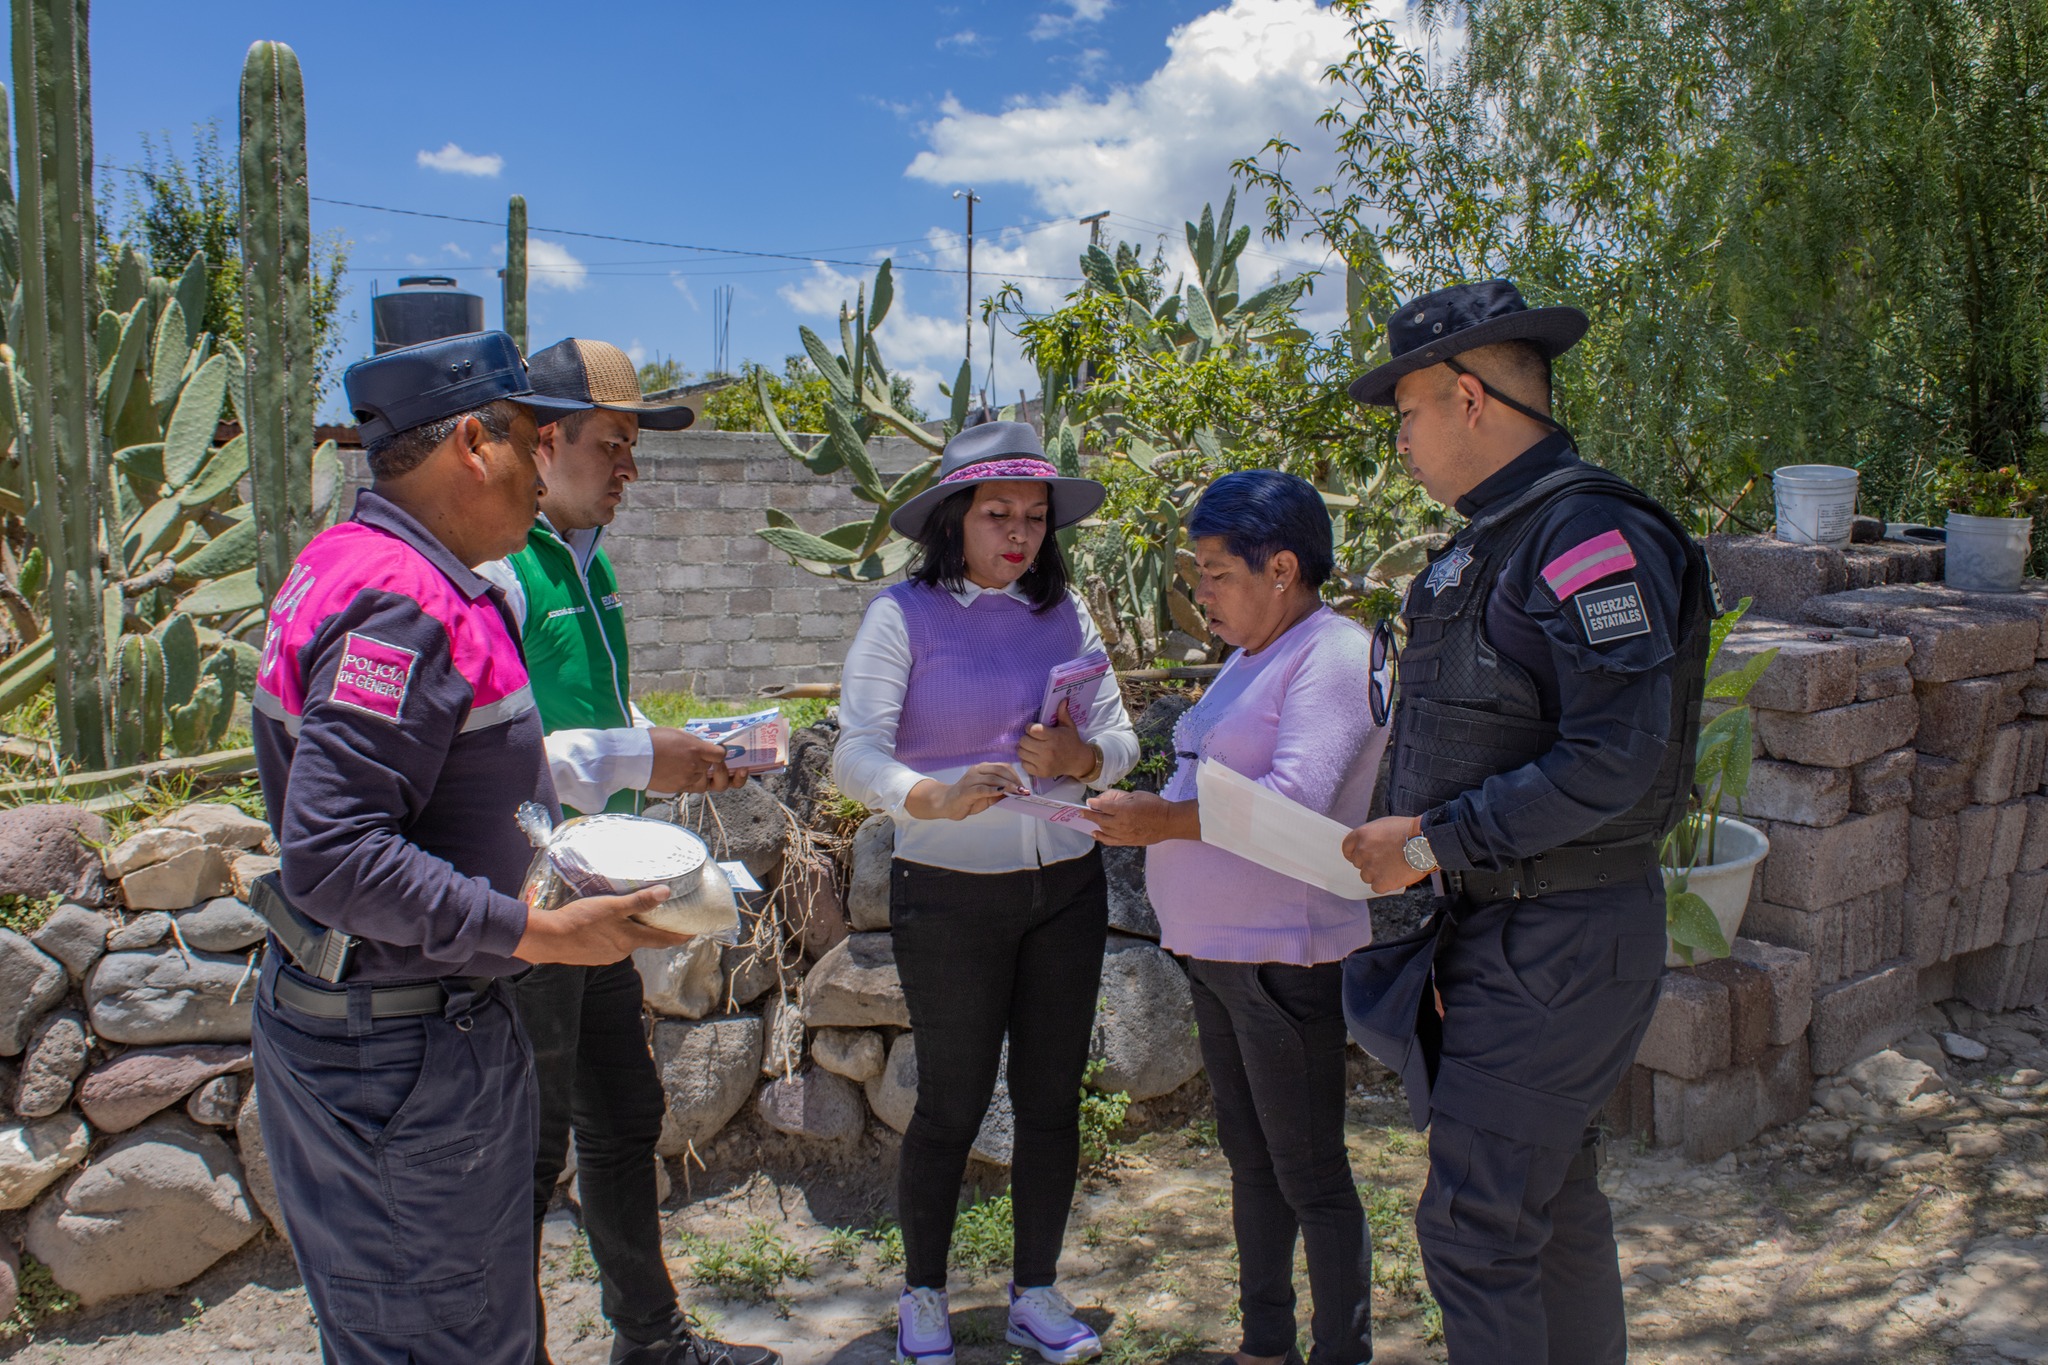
[{"left": 610, "top": 1318, "right": 782, "bottom": 1365}]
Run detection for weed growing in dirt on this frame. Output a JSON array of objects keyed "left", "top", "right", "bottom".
[
  {"left": 950, "top": 1192, "right": 1014, "bottom": 1278},
  {"left": 1080, "top": 1059, "right": 1131, "bottom": 1172},
  {"left": 1098, "top": 1323, "right": 1208, "bottom": 1364},
  {"left": 820, "top": 1226, "right": 865, "bottom": 1266},
  {"left": 0, "top": 890, "right": 60, "bottom": 935},
  {"left": 566, "top": 1229, "right": 600, "bottom": 1282},
  {"left": 1362, "top": 1181, "right": 1421, "bottom": 1294},
  {"left": 678, "top": 1222, "right": 814, "bottom": 1300},
  {"left": 1, "top": 1254, "right": 79, "bottom": 1337},
  {"left": 1184, "top": 1118, "right": 1219, "bottom": 1149}
]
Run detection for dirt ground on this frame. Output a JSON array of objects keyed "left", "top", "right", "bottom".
[{"left": 10, "top": 1009, "right": 2048, "bottom": 1365}]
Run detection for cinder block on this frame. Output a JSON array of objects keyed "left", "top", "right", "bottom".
[
  {"left": 1903, "top": 889, "right": 1960, "bottom": 969},
  {"left": 2018, "top": 795, "right": 2048, "bottom": 872},
  {"left": 2024, "top": 686, "right": 2048, "bottom": 717},
  {"left": 1977, "top": 877, "right": 2012, "bottom": 950},
  {"left": 1743, "top": 898, "right": 1844, "bottom": 984},
  {"left": 1852, "top": 633, "right": 1916, "bottom": 671},
  {"left": 1916, "top": 678, "right": 2007, "bottom": 761},
  {"left": 1706, "top": 537, "right": 1847, "bottom": 622},
  {"left": 1757, "top": 807, "right": 1909, "bottom": 910},
  {"left": 1907, "top": 814, "right": 1958, "bottom": 895},
  {"left": 2022, "top": 721, "right": 2048, "bottom": 794},
  {"left": 2005, "top": 870, "right": 2048, "bottom": 945},
  {"left": 1731, "top": 937, "right": 1815, "bottom": 1044},
  {"left": 1850, "top": 748, "right": 1916, "bottom": 814},
  {"left": 1655, "top": 1060, "right": 1764, "bottom": 1162},
  {"left": 1947, "top": 883, "right": 1981, "bottom": 960},
  {"left": 1994, "top": 801, "right": 2031, "bottom": 880},
  {"left": 1807, "top": 587, "right": 2040, "bottom": 682},
  {"left": 1856, "top": 666, "right": 1914, "bottom": 701},
  {"left": 1597, "top": 1064, "right": 1656, "bottom": 1142},
  {"left": 1956, "top": 941, "right": 2031, "bottom": 1012},
  {"left": 1912, "top": 754, "right": 1979, "bottom": 818},
  {"left": 1809, "top": 959, "right": 1918, "bottom": 1073},
  {"left": 1633, "top": 970, "right": 1731, "bottom": 1080},
  {"left": 1694, "top": 957, "right": 1773, "bottom": 1065},
  {"left": 1740, "top": 761, "right": 1851, "bottom": 827},
  {"left": 1974, "top": 724, "right": 2029, "bottom": 804},
  {"left": 1754, "top": 694, "right": 1918, "bottom": 769},
  {"left": 1759, "top": 1037, "right": 1814, "bottom": 1132},
  {"left": 1713, "top": 624, "right": 1858, "bottom": 713},
  {"left": 1958, "top": 805, "right": 1999, "bottom": 886}
]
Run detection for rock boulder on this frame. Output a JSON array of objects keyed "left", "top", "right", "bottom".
[
  {"left": 155, "top": 803, "right": 271, "bottom": 851},
  {"left": 1101, "top": 845, "right": 1161, "bottom": 940},
  {"left": 119, "top": 845, "right": 234, "bottom": 912},
  {"left": 106, "top": 911, "right": 172, "bottom": 951},
  {"left": 651, "top": 1014, "right": 763, "bottom": 1157},
  {"left": 812, "top": 1027, "right": 885, "bottom": 1083},
  {"left": 756, "top": 1067, "right": 864, "bottom": 1142},
  {"left": 14, "top": 1011, "right": 89, "bottom": 1119},
  {"left": 682, "top": 783, "right": 786, "bottom": 882},
  {"left": 1089, "top": 933, "right": 1202, "bottom": 1100},
  {"left": 0, "top": 804, "right": 111, "bottom": 905},
  {"left": 846, "top": 814, "right": 894, "bottom": 932},
  {"left": 0, "top": 1111, "right": 90, "bottom": 1210},
  {"left": 102, "top": 827, "right": 204, "bottom": 880},
  {"left": 0, "top": 930, "right": 68, "bottom": 1056},
  {"left": 186, "top": 1073, "right": 242, "bottom": 1126},
  {"left": 85, "top": 947, "right": 256, "bottom": 1045},
  {"left": 865, "top": 1032, "right": 1014, "bottom": 1165},
  {"left": 77, "top": 1044, "right": 253, "bottom": 1133},
  {"left": 235, "top": 1085, "right": 285, "bottom": 1235},
  {"left": 175, "top": 897, "right": 268, "bottom": 953},
  {"left": 30, "top": 903, "right": 110, "bottom": 981},
  {"left": 801, "top": 933, "right": 909, "bottom": 1028},
  {"left": 25, "top": 1122, "right": 260, "bottom": 1302}
]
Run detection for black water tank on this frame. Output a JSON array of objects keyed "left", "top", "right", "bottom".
[{"left": 372, "top": 276, "right": 485, "bottom": 354}]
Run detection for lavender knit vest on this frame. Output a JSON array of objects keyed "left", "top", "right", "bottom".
[{"left": 880, "top": 581, "right": 1084, "bottom": 772}]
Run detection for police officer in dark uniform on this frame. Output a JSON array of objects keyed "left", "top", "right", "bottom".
[
  {"left": 1338, "top": 282, "right": 1712, "bottom": 1363},
  {"left": 249, "top": 332, "right": 693, "bottom": 1365}
]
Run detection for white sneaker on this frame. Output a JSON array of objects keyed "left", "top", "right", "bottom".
[
  {"left": 896, "top": 1285, "right": 954, "bottom": 1365},
  {"left": 1006, "top": 1283, "right": 1102, "bottom": 1363}
]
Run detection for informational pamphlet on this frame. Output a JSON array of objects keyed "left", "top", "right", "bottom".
[
  {"left": 683, "top": 708, "right": 790, "bottom": 776},
  {"left": 1031, "top": 649, "right": 1112, "bottom": 793},
  {"left": 1195, "top": 758, "right": 1378, "bottom": 901},
  {"left": 997, "top": 790, "right": 1102, "bottom": 835}
]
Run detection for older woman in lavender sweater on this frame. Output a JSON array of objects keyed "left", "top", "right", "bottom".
[{"left": 1090, "top": 470, "right": 1391, "bottom": 1365}]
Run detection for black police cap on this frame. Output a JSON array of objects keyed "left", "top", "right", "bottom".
[
  {"left": 345, "top": 331, "right": 590, "bottom": 445},
  {"left": 1347, "top": 279, "right": 1588, "bottom": 407}
]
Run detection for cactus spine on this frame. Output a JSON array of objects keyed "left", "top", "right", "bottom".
[
  {"left": 13, "top": 0, "right": 108, "bottom": 766},
  {"left": 504, "top": 194, "right": 527, "bottom": 353},
  {"left": 239, "top": 39, "right": 316, "bottom": 602}
]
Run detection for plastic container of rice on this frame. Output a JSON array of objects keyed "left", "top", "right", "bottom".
[{"left": 515, "top": 804, "right": 739, "bottom": 939}]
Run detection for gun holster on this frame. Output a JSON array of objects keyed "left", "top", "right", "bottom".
[{"left": 247, "top": 873, "right": 356, "bottom": 983}]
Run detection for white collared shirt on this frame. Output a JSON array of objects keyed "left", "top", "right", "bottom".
[{"left": 833, "top": 580, "right": 1139, "bottom": 873}]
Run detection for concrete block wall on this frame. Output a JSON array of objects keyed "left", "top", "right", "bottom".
[
  {"left": 1611, "top": 535, "right": 2048, "bottom": 1160},
  {"left": 342, "top": 431, "right": 929, "bottom": 699}
]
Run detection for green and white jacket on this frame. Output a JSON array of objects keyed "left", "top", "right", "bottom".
[{"left": 477, "top": 517, "right": 650, "bottom": 816}]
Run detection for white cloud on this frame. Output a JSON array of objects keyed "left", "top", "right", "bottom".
[
  {"left": 778, "top": 262, "right": 866, "bottom": 317},
  {"left": 936, "top": 29, "right": 983, "bottom": 49},
  {"left": 527, "top": 238, "right": 588, "bottom": 292},
  {"left": 1031, "top": 0, "right": 1113, "bottom": 41},
  {"left": 416, "top": 142, "right": 503, "bottom": 177},
  {"left": 670, "top": 274, "right": 701, "bottom": 310},
  {"left": 626, "top": 340, "right": 649, "bottom": 366},
  {"left": 440, "top": 241, "right": 471, "bottom": 261}
]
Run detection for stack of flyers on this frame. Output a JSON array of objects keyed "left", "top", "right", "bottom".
[
  {"left": 1032, "top": 649, "right": 1111, "bottom": 793},
  {"left": 683, "top": 707, "right": 790, "bottom": 776},
  {"left": 997, "top": 790, "right": 1101, "bottom": 834}
]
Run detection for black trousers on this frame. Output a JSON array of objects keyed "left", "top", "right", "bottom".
[
  {"left": 1416, "top": 884, "right": 1665, "bottom": 1364},
  {"left": 514, "top": 959, "right": 678, "bottom": 1359},
  {"left": 889, "top": 849, "right": 1108, "bottom": 1291},
  {"left": 1187, "top": 957, "right": 1371, "bottom": 1365}
]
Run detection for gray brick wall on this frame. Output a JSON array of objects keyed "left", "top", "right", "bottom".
[{"left": 341, "top": 430, "right": 929, "bottom": 700}]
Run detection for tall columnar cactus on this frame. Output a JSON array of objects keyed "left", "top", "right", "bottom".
[
  {"left": 13, "top": 0, "right": 108, "bottom": 766},
  {"left": 239, "top": 39, "right": 317, "bottom": 603},
  {"left": 504, "top": 194, "right": 528, "bottom": 353}
]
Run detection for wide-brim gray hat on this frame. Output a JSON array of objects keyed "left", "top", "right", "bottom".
[
  {"left": 1348, "top": 279, "right": 1589, "bottom": 407},
  {"left": 888, "top": 420, "right": 1105, "bottom": 540}
]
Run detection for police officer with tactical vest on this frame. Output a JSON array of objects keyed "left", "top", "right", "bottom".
[
  {"left": 1338, "top": 282, "right": 1712, "bottom": 1363},
  {"left": 475, "top": 338, "right": 780, "bottom": 1365}
]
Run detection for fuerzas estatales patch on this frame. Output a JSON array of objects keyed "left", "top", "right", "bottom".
[{"left": 1575, "top": 579, "right": 1653, "bottom": 645}]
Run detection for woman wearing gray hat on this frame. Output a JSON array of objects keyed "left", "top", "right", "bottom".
[{"left": 832, "top": 421, "right": 1137, "bottom": 1365}]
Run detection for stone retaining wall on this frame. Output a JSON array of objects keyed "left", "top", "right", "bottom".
[{"left": 1611, "top": 534, "right": 2048, "bottom": 1160}]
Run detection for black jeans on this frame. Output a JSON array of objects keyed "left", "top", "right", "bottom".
[
  {"left": 1186, "top": 957, "right": 1371, "bottom": 1365},
  {"left": 514, "top": 959, "right": 677, "bottom": 1359},
  {"left": 890, "top": 849, "right": 1108, "bottom": 1291}
]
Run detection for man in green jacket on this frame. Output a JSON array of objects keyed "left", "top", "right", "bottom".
[{"left": 479, "top": 338, "right": 777, "bottom": 1365}]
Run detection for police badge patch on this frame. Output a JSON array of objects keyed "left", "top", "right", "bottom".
[
  {"left": 1425, "top": 545, "right": 1474, "bottom": 595},
  {"left": 1575, "top": 579, "right": 1653, "bottom": 645}
]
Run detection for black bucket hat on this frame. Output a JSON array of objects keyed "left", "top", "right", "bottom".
[
  {"left": 1347, "top": 279, "right": 1588, "bottom": 407},
  {"left": 888, "top": 420, "right": 1105, "bottom": 540}
]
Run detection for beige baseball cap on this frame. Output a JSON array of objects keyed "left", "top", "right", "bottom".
[{"left": 525, "top": 337, "right": 697, "bottom": 430}]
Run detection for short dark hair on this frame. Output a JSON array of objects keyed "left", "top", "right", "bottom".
[
  {"left": 1460, "top": 339, "right": 1553, "bottom": 412},
  {"left": 907, "top": 484, "right": 1070, "bottom": 611},
  {"left": 365, "top": 399, "right": 523, "bottom": 480},
  {"left": 1186, "top": 469, "right": 1335, "bottom": 588}
]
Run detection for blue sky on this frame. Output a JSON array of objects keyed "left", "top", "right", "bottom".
[{"left": 40, "top": 0, "right": 1381, "bottom": 418}]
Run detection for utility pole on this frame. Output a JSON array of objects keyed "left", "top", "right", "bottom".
[
  {"left": 1080, "top": 209, "right": 1109, "bottom": 249},
  {"left": 953, "top": 188, "right": 979, "bottom": 395}
]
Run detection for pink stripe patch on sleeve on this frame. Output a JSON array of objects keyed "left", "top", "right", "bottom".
[{"left": 1542, "top": 528, "right": 1638, "bottom": 599}]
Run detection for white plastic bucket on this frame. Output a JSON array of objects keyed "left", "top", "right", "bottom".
[
  {"left": 1772, "top": 464, "right": 1859, "bottom": 548},
  {"left": 1662, "top": 816, "right": 1769, "bottom": 967},
  {"left": 1945, "top": 512, "right": 2033, "bottom": 593}
]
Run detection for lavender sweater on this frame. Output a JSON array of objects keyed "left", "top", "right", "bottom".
[{"left": 1146, "top": 606, "right": 1391, "bottom": 965}]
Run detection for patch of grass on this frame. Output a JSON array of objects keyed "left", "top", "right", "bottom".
[
  {"left": 1080, "top": 1059, "right": 1131, "bottom": 1173},
  {"left": 950, "top": 1191, "right": 1014, "bottom": 1278},
  {"left": 1363, "top": 1180, "right": 1422, "bottom": 1295},
  {"left": 1184, "top": 1117, "right": 1219, "bottom": 1149},
  {"left": 0, "top": 1254, "right": 79, "bottom": 1338},
  {"left": 1099, "top": 1324, "right": 1208, "bottom": 1364},
  {"left": 820, "top": 1226, "right": 866, "bottom": 1266},
  {"left": 565, "top": 1229, "right": 600, "bottom": 1282},
  {"left": 872, "top": 1217, "right": 905, "bottom": 1270},
  {"left": 678, "top": 1222, "right": 813, "bottom": 1301},
  {"left": 0, "top": 890, "right": 61, "bottom": 936},
  {"left": 637, "top": 693, "right": 833, "bottom": 732}
]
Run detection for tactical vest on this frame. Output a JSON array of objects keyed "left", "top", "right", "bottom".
[
  {"left": 507, "top": 522, "right": 639, "bottom": 816},
  {"left": 1389, "top": 463, "right": 1713, "bottom": 853}
]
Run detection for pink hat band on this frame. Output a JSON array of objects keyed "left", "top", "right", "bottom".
[{"left": 939, "top": 457, "right": 1061, "bottom": 485}]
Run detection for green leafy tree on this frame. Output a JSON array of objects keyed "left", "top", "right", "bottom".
[
  {"left": 637, "top": 355, "right": 686, "bottom": 393},
  {"left": 704, "top": 354, "right": 922, "bottom": 434}
]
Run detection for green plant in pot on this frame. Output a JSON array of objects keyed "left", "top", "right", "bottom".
[
  {"left": 1663, "top": 597, "right": 1778, "bottom": 966},
  {"left": 1933, "top": 461, "right": 2044, "bottom": 593}
]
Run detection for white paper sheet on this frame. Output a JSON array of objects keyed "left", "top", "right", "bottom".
[
  {"left": 997, "top": 791, "right": 1102, "bottom": 835},
  {"left": 1195, "top": 759, "right": 1378, "bottom": 901}
]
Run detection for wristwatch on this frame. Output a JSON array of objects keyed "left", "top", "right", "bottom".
[{"left": 1402, "top": 832, "right": 1439, "bottom": 873}]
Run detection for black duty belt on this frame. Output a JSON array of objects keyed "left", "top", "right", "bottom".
[
  {"left": 271, "top": 969, "right": 496, "bottom": 1021},
  {"left": 1444, "top": 841, "right": 1658, "bottom": 903}
]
